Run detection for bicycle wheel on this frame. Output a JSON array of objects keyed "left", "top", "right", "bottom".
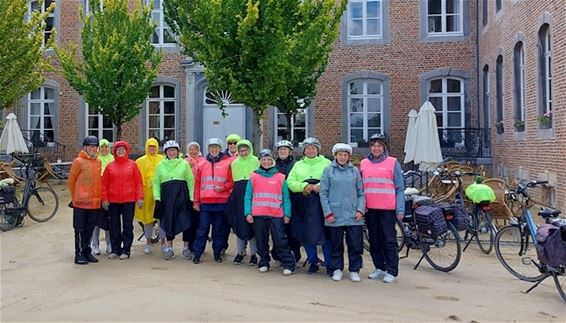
[
  {"left": 552, "top": 270, "right": 566, "bottom": 303},
  {"left": 423, "top": 223, "right": 462, "bottom": 272},
  {"left": 494, "top": 225, "right": 544, "bottom": 282},
  {"left": 475, "top": 209, "right": 495, "bottom": 254},
  {"left": 362, "top": 224, "right": 370, "bottom": 252},
  {"left": 26, "top": 186, "right": 59, "bottom": 222},
  {"left": 396, "top": 219, "right": 406, "bottom": 252}
]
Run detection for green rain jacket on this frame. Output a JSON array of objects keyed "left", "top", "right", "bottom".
[
  {"left": 98, "top": 139, "right": 114, "bottom": 175},
  {"left": 153, "top": 157, "right": 195, "bottom": 201},
  {"left": 231, "top": 139, "right": 259, "bottom": 181},
  {"left": 286, "top": 155, "right": 331, "bottom": 193}
]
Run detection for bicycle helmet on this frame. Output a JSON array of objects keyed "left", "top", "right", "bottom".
[
  {"left": 207, "top": 138, "right": 223, "bottom": 149},
  {"left": 368, "top": 133, "right": 388, "bottom": 148},
  {"left": 276, "top": 140, "right": 293, "bottom": 150},
  {"left": 259, "top": 149, "right": 274, "bottom": 159},
  {"left": 226, "top": 134, "right": 241, "bottom": 144},
  {"left": 163, "top": 140, "right": 180, "bottom": 152},
  {"left": 82, "top": 135, "right": 99, "bottom": 147},
  {"left": 301, "top": 137, "right": 321, "bottom": 152},
  {"left": 331, "top": 143, "right": 353, "bottom": 156}
]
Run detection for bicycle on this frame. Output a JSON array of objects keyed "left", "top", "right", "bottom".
[
  {"left": 494, "top": 180, "right": 565, "bottom": 302},
  {"left": 0, "top": 154, "right": 59, "bottom": 231}
]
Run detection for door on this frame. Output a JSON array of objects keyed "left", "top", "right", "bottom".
[{"left": 203, "top": 90, "right": 246, "bottom": 143}]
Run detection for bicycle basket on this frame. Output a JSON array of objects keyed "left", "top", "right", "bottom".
[{"left": 0, "top": 186, "right": 16, "bottom": 204}]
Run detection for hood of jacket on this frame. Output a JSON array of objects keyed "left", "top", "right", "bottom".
[
  {"left": 368, "top": 150, "right": 389, "bottom": 163},
  {"left": 302, "top": 155, "right": 328, "bottom": 166},
  {"left": 112, "top": 141, "right": 131, "bottom": 163},
  {"left": 231, "top": 139, "right": 259, "bottom": 181},
  {"left": 144, "top": 137, "right": 161, "bottom": 162},
  {"left": 78, "top": 150, "right": 98, "bottom": 160},
  {"left": 330, "top": 159, "right": 354, "bottom": 169},
  {"left": 255, "top": 166, "right": 278, "bottom": 177}
]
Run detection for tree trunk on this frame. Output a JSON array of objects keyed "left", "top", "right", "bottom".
[
  {"left": 285, "top": 111, "right": 293, "bottom": 143},
  {"left": 116, "top": 123, "right": 122, "bottom": 141},
  {"left": 252, "top": 111, "right": 263, "bottom": 152}
]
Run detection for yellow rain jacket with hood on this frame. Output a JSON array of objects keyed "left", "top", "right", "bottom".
[{"left": 134, "top": 138, "right": 165, "bottom": 224}]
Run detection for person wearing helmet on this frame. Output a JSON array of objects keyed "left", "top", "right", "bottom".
[
  {"left": 227, "top": 139, "right": 259, "bottom": 265},
  {"left": 223, "top": 133, "right": 241, "bottom": 162},
  {"left": 90, "top": 139, "right": 114, "bottom": 256},
  {"left": 192, "top": 138, "right": 234, "bottom": 264},
  {"left": 244, "top": 149, "right": 295, "bottom": 275},
  {"left": 135, "top": 138, "right": 165, "bottom": 255},
  {"left": 68, "top": 136, "right": 102, "bottom": 265},
  {"left": 153, "top": 140, "right": 195, "bottom": 260},
  {"left": 102, "top": 141, "right": 144, "bottom": 260},
  {"left": 320, "top": 143, "right": 365, "bottom": 282},
  {"left": 286, "top": 137, "right": 332, "bottom": 274},
  {"left": 360, "top": 133, "right": 405, "bottom": 283}
]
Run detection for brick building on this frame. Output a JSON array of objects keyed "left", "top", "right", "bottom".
[{"left": 8, "top": 1, "right": 565, "bottom": 209}]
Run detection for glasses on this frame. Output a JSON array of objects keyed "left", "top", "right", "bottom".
[{"left": 228, "top": 142, "right": 237, "bottom": 145}]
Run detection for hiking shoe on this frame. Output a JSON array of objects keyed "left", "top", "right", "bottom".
[
  {"left": 164, "top": 248, "right": 174, "bottom": 260},
  {"left": 74, "top": 255, "right": 88, "bottom": 265},
  {"left": 233, "top": 254, "right": 244, "bottom": 265},
  {"left": 182, "top": 248, "right": 193, "bottom": 260},
  {"left": 332, "top": 269, "right": 343, "bottom": 281},
  {"left": 368, "top": 268, "right": 387, "bottom": 280},
  {"left": 382, "top": 273, "right": 396, "bottom": 283},
  {"left": 249, "top": 255, "right": 258, "bottom": 267},
  {"left": 214, "top": 256, "right": 223, "bottom": 263},
  {"left": 282, "top": 268, "right": 293, "bottom": 276},
  {"left": 120, "top": 253, "right": 130, "bottom": 260},
  {"left": 192, "top": 256, "right": 201, "bottom": 264},
  {"left": 84, "top": 254, "right": 99, "bottom": 263},
  {"left": 307, "top": 264, "right": 319, "bottom": 275},
  {"left": 108, "top": 253, "right": 119, "bottom": 259},
  {"left": 259, "top": 266, "right": 269, "bottom": 273},
  {"left": 144, "top": 245, "right": 152, "bottom": 255},
  {"left": 350, "top": 272, "right": 361, "bottom": 282},
  {"left": 91, "top": 246, "right": 100, "bottom": 256},
  {"left": 160, "top": 245, "right": 168, "bottom": 254}
]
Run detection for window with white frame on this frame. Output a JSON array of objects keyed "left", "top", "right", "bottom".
[
  {"left": 538, "top": 24, "right": 552, "bottom": 118},
  {"left": 428, "top": 77, "right": 465, "bottom": 129},
  {"left": 482, "top": 0, "right": 488, "bottom": 27},
  {"left": 348, "top": 79, "right": 383, "bottom": 145},
  {"left": 28, "top": 87, "right": 55, "bottom": 141},
  {"left": 86, "top": 103, "right": 114, "bottom": 142},
  {"left": 146, "top": 0, "right": 175, "bottom": 46},
  {"left": 84, "top": 0, "right": 104, "bottom": 15},
  {"left": 513, "top": 42, "right": 525, "bottom": 124},
  {"left": 427, "top": 0, "right": 463, "bottom": 35},
  {"left": 275, "top": 109, "right": 308, "bottom": 144},
  {"left": 29, "top": 0, "right": 55, "bottom": 47},
  {"left": 147, "top": 85, "right": 176, "bottom": 142},
  {"left": 348, "top": 0, "right": 382, "bottom": 39},
  {"left": 496, "top": 0, "right": 502, "bottom": 13}
]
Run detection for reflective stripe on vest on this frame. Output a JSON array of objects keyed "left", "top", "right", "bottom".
[
  {"left": 360, "top": 156, "right": 397, "bottom": 210},
  {"left": 200, "top": 159, "right": 231, "bottom": 200},
  {"left": 250, "top": 172, "right": 285, "bottom": 217}
]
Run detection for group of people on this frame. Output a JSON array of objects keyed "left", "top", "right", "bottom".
[{"left": 68, "top": 132, "right": 405, "bottom": 283}]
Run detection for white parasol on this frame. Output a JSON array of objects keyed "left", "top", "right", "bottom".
[
  {"left": 412, "top": 101, "right": 443, "bottom": 171},
  {"left": 0, "top": 113, "right": 30, "bottom": 154},
  {"left": 403, "top": 109, "right": 418, "bottom": 163}
]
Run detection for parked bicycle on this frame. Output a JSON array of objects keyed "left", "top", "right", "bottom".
[
  {"left": 0, "top": 154, "right": 59, "bottom": 231},
  {"left": 494, "top": 180, "right": 565, "bottom": 302}
]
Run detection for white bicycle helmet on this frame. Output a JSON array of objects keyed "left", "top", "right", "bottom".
[
  {"left": 302, "top": 137, "right": 321, "bottom": 152},
  {"left": 276, "top": 140, "right": 293, "bottom": 150},
  {"left": 332, "top": 143, "right": 353, "bottom": 156},
  {"left": 207, "top": 138, "right": 223, "bottom": 149},
  {"left": 163, "top": 140, "right": 180, "bottom": 152}
]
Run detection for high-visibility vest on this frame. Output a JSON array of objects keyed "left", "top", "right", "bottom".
[
  {"left": 250, "top": 172, "right": 285, "bottom": 217},
  {"left": 360, "top": 156, "right": 397, "bottom": 210},
  {"left": 199, "top": 158, "right": 232, "bottom": 201}
]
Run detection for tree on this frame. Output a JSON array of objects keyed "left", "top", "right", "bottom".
[
  {"left": 57, "top": 0, "right": 161, "bottom": 139},
  {"left": 0, "top": 0, "right": 56, "bottom": 110}
]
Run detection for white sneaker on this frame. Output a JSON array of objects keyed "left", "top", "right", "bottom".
[
  {"left": 108, "top": 253, "right": 119, "bottom": 259},
  {"left": 382, "top": 273, "right": 396, "bottom": 283},
  {"left": 164, "top": 248, "right": 174, "bottom": 260},
  {"left": 368, "top": 268, "right": 387, "bottom": 280},
  {"left": 332, "top": 269, "right": 343, "bottom": 281},
  {"left": 160, "top": 245, "right": 167, "bottom": 254},
  {"left": 144, "top": 245, "right": 152, "bottom": 255},
  {"left": 259, "top": 266, "right": 269, "bottom": 273},
  {"left": 350, "top": 272, "right": 361, "bottom": 282},
  {"left": 119, "top": 253, "right": 130, "bottom": 260},
  {"left": 282, "top": 269, "right": 293, "bottom": 276},
  {"left": 91, "top": 246, "right": 100, "bottom": 255}
]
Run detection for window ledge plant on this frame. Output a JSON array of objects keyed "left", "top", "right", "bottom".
[
  {"left": 514, "top": 120, "right": 525, "bottom": 132},
  {"left": 538, "top": 111, "right": 552, "bottom": 129},
  {"left": 495, "top": 121, "right": 505, "bottom": 134}
]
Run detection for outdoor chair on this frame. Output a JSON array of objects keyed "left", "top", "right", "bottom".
[
  {"left": 0, "top": 162, "right": 23, "bottom": 184},
  {"left": 482, "top": 178, "right": 514, "bottom": 225},
  {"left": 37, "top": 158, "right": 63, "bottom": 183}
]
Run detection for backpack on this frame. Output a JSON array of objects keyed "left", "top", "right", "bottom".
[
  {"left": 535, "top": 221, "right": 566, "bottom": 268},
  {"left": 415, "top": 205, "right": 447, "bottom": 238}
]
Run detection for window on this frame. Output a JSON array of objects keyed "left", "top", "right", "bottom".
[
  {"left": 513, "top": 42, "right": 525, "bottom": 126},
  {"left": 482, "top": 0, "right": 488, "bottom": 27},
  {"left": 427, "top": 0, "right": 463, "bottom": 35},
  {"left": 348, "top": 0, "right": 382, "bottom": 39},
  {"left": 29, "top": 0, "right": 55, "bottom": 47},
  {"left": 496, "top": 55, "right": 503, "bottom": 125},
  {"left": 86, "top": 103, "right": 114, "bottom": 142},
  {"left": 348, "top": 79, "right": 383, "bottom": 145},
  {"left": 275, "top": 109, "right": 308, "bottom": 144},
  {"left": 496, "top": 0, "right": 502, "bottom": 12},
  {"left": 147, "top": 85, "right": 176, "bottom": 141},
  {"left": 147, "top": 0, "right": 175, "bottom": 46},
  {"left": 28, "top": 87, "right": 55, "bottom": 141},
  {"left": 427, "top": 77, "right": 464, "bottom": 129},
  {"left": 482, "top": 65, "right": 490, "bottom": 129},
  {"left": 84, "top": 0, "right": 103, "bottom": 15},
  {"left": 538, "top": 24, "right": 552, "bottom": 122}
]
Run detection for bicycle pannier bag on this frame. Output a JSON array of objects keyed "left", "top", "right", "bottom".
[
  {"left": 535, "top": 222, "right": 566, "bottom": 268},
  {"left": 415, "top": 205, "right": 447, "bottom": 237},
  {"left": 450, "top": 205, "right": 470, "bottom": 232},
  {"left": 0, "top": 186, "right": 16, "bottom": 204}
]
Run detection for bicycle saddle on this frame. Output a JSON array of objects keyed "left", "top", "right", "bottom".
[{"left": 538, "top": 207, "right": 561, "bottom": 219}]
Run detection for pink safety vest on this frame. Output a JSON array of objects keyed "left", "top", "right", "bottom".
[
  {"left": 250, "top": 172, "right": 285, "bottom": 217},
  {"left": 199, "top": 158, "right": 232, "bottom": 201},
  {"left": 360, "top": 156, "right": 397, "bottom": 210}
]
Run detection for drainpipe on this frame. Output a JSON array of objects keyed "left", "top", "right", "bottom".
[{"left": 475, "top": 0, "right": 481, "bottom": 130}]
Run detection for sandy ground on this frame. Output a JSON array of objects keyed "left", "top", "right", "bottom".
[{"left": 1, "top": 182, "right": 565, "bottom": 323}]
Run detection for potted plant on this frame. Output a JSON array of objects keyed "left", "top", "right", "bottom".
[
  {"left": 538, "top": 111, "right": 552, "bottom": 128},
  {"left": 514, "top": 119, "right": 525, "bottom": 132},
  {"left": 495, "top": 121, "right": 505, "bottom": 134}
]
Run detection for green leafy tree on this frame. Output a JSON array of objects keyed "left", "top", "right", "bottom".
[
  {"left": 0, "top": 0, "right": 56, "bottom": 110},
  {"left": 57, "top": 0, "right": 161, "bottom": 139}
]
